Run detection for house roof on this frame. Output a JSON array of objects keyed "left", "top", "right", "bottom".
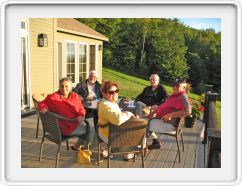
[{"left": 57, "top": 18, "right": 109, "bottom": 41}]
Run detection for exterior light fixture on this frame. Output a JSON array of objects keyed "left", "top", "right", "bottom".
[
  {"left": 98, "top": 45, "right": 103, "bottom": 51},
  {"left": 38, "top": 33, "right": 48, "bottom": 47}
]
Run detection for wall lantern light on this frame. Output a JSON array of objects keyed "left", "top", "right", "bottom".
[
  {"left": 98, "top": 45, "right": 103, "bottom": 51},
  {"left": 38, "top": 33, "right": 48, "bottom": 47}
]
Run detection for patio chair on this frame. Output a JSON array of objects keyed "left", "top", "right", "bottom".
[
  {"left": 38, "top": 111, "right": 90, "bottom": 168},
  {"left": 147, "top": 117, "right": 185, "bottom": 162},
  {"left": 32, "top": 93, "right": 48, "bottom": 138},
  {"left": 97, "top": 118, "right": 148, "bottom": 168}
]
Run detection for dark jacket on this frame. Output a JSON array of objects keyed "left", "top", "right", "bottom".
[
  {"left": 135, "top": 84, "right": 168, "bottom": 106},
  {"left": 73, "top": 79, "right": 103, "bottom": 101}
]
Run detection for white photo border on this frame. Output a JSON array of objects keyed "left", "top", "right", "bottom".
[{"left": 1, "top": 1, "right": 242, "bottom": 185}]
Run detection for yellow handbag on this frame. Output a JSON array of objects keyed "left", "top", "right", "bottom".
[{"left": 77, "top": 145, "right": 92, "bottom": 165}]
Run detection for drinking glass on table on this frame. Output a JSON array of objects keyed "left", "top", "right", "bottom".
[{"left": 128, "top": 100, "right": 135, "bottom": 107}]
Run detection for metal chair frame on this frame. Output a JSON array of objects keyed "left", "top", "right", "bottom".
[
  {"left": 32, "top": 93, "right": 48, "bottom": 138},
  {"left": 147, "top": 117, "right": 185, "bottom": 162},
  {"left": 38, "top": 111, "right": 90, "bottom": 168}
]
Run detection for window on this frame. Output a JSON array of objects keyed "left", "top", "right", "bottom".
[
  {"left": 66, "top": 42, "right": 76, "bottom": 82},
  {"left": 66, "top": 41, "right": 88, "bottom": 84},
  {"left": 79, "top": 44, "right": 87, "bottom": 82},
  {"left": 89, "top": 45, "right": 96, "bottom": 71},
  {"left": 21, "top": 21, "right": 26, "bottom": 29}
]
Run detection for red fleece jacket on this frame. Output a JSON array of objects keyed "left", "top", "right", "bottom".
[{"left": 37, "top": 91, "right": 86, "bottom": 136}]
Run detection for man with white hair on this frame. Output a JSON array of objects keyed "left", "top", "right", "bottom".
[
  {"left": 134, "top": 74, "right": 168, "bottom": 117},
  {"left": 73, "top": 70, "right": 103, "bottom": 101},
  {"left": 73, "top": 71, "right": 102, "bottom": 132}
]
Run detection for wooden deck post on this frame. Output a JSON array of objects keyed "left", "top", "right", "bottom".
[{"left": 203, "top": 91, "right": 221, "bottom": 168}]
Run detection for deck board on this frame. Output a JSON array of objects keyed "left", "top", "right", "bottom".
[{"left": 21, "top": 114, "right": 205, "bottom": 168}]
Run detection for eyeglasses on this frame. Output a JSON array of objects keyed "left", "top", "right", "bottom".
[{"left": 107, "top": 89, "right": 119, "bottom": 95}]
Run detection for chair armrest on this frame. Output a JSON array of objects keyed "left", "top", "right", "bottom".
[
  {"left": 47, "top": 111, "right": 77, "bottom": 122},
  {"left": 98, "top": 123, "right": 111, "bottom": 128}
]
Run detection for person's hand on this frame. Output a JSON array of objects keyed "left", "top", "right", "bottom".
[
  {"left": 161, "top": 112, "right": 175, "bottom": 121},
  {"left": 145, "top": 111, "right": 156, "bottom": 119},
  {"left": 127, "top": 112, "right": 136, "bottom": 119},
  {"left": 39, "top": 108, "right": 48, "bottom": 113},
  {"left": 130, "top": 114, "right": 136, "bottom": 119},
  {"left": 151, "top": 105, "right": 158, "bottom": 111},
  {"left": 134, "top": 114, "right": 140, "bottom": 118},
  {"left": 76, "top": 116, "right": 85, "bottom": 123},
  {"left": 144, "top": 113, "right": 151, "bottom": 119},
  {"left": 88, "top": 96, "right": 94, "bottom": 101}
]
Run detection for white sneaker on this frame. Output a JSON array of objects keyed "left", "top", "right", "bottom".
[{"left": 123, "top": 153, "right": 134, "bottom": 161}]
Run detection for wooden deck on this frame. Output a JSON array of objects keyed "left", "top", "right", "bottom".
[{"left": 21, "top": 114, "right": 205, "bottom": 168}]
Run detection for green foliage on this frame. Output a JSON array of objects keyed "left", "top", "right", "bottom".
[
  {"left": 76, "top": 18, "right": 221, "bottom": 96},
  {"left": 183, "top": 27, "right": 221, "bottom": 93},
  {"left": 192, "top": 82, "right": 207, "bottom": 95}
]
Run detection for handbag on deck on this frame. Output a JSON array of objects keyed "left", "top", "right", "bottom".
[{"left": 77, "top": 145, "right": 92, "bottom": 165}]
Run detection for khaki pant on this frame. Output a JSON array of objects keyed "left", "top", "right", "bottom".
[{"left": 148, "top": 118, "right": 176, "bottom": 139}]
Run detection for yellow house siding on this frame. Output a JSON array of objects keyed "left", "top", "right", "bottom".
[
  {"left": 29, "top": 18, "right": 55, "bottom": 96},
  {"left": 25, "top": 18, "right": 107, "bottom": 110}
]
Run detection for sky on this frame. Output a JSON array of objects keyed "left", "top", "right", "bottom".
[{"left": 178, "top": 18, "right": 221, "bottom": 33}]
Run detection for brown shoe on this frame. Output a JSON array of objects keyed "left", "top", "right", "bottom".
[{"left": 148, "top": 141, "right": 161, "bottom": 150}]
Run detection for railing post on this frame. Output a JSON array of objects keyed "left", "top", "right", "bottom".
[
  {"left": 202, "top": 85, "right": 214, "bottom": 146},
  {"left": 202, "top": 85, "right": 214, "bottom": 167},
  {"left": 200, "top": 84, "right": 221, "bottom": 168},
  {"left": 203, "top": 84, "right": 214, "bottom": 124},
  {"left": 204, "top": 92, "right": 221, "bottom": 168},
  {"left": 207, "top": 92, "right": 218, "bottom": 129}
]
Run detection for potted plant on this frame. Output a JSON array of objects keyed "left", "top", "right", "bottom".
[{"left": 185, "top": 99, "right": 204, "bottom": 128}]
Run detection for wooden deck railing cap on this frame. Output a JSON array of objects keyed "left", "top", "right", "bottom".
[{"left": 207, "top": 93, "right": 218, "bottom": 102}]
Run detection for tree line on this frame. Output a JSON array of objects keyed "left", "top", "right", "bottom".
[{"left": 76, "top": 18, "right": 221, "bottom": 96}]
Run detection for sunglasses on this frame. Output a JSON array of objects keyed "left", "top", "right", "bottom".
[{"left": 107, "top": 89, "right": 119, "bottom": 95}]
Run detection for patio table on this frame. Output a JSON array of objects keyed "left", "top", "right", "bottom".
[{"left": 119, "top": 99, "right": 136, "bottom": 113}]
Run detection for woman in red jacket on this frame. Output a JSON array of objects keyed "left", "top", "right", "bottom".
[{"left": 38, "top": 77, "right": 95, "bottom": 150}]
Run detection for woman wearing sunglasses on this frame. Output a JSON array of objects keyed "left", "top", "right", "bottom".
[{"left": 98, "top": 80, "right": 136, "bottom": 160}]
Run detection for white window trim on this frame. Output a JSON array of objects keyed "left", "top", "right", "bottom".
[
  {"left": 56, "top": 42, "right": 60, "bottom": 89},
  {"left": 65, "top": 40, "right": 76, "bottom": 86},
  {"left": 89, "top": 44, "right": 97, "bottom": 73},
  {"left": 95, "top": 44, "right": 98, "bottom": 72},
  {"left": 78, "top": 42, "right": 89, "bottom": 81}
]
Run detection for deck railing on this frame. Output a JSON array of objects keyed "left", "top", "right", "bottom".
[{"left": 203, "top": 85, "right": 221, "bottom": 168}]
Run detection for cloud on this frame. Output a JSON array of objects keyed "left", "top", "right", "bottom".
[{"left": 191, "top": 23, "right": 214, "bottom": 30}]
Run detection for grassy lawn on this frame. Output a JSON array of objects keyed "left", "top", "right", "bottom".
[{"left": 102, "top": 67, "right": 221, "bottom": 128}]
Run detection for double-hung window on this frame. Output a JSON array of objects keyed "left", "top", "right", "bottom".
[
  {"left": 78, "top": 44, "right": 87, "bottom": 83},
  {"left": 66, "top": 42, "right": 76, "bottom": 83},
  {"left": 66, "top": 41, "right": 88, "bottom": 84}
]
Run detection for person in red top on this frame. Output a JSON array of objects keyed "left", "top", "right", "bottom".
[
  {"left": 38, "top": 77, "right": 94, "bottom": 150},
  {"left": 146, "top": 78, "right": 191, "bottom": 149}
]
